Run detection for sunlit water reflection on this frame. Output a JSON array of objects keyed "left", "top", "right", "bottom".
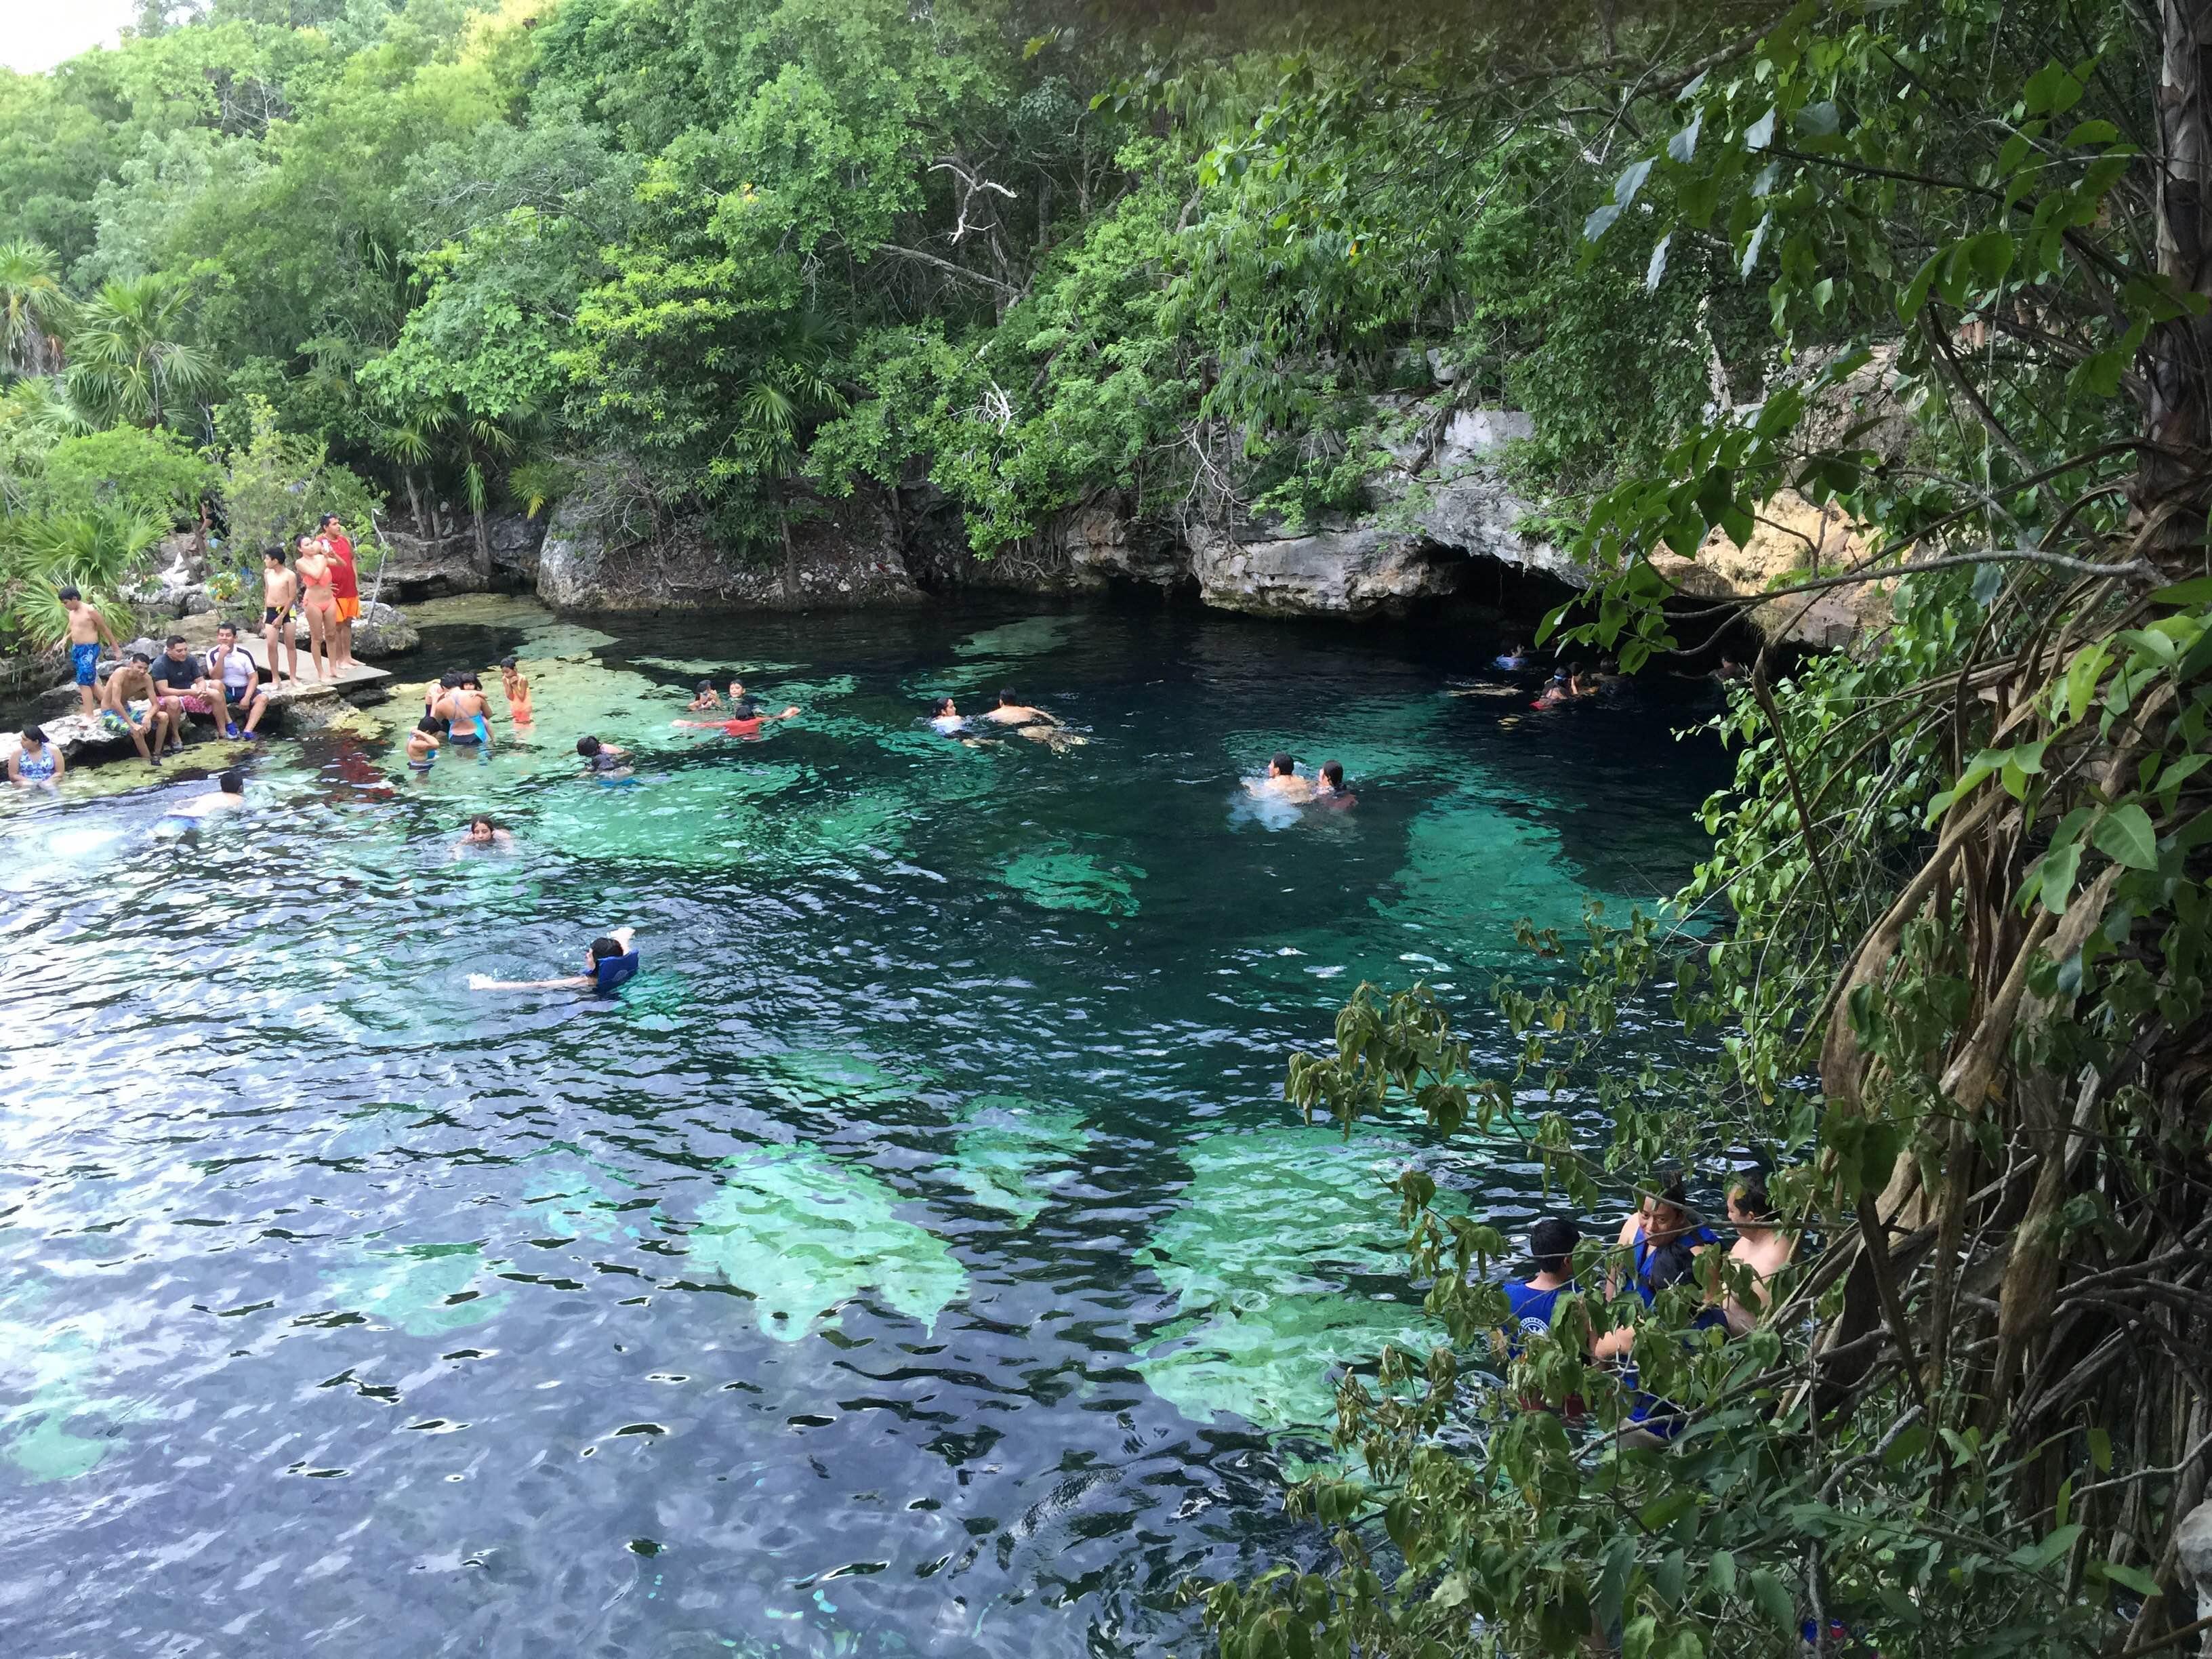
[{"left": 0, "top": 596, "right": 1726, "bottom": 1656}]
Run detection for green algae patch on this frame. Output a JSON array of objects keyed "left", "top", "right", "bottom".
[
  {"left": 1000, "top": 846, "right": 1143, "bottom": 915},
  {"left": 0, "top": 1294, "right": 129, "bottom": 1483},
  {"left": 1133, "top": 1126, "right": 1452, "bottom": 1429},
  {"left": 690, "top": 1145, "right": 967, "bottom": 1340},
  {"left": 950, "top": 1097, "right": 1088, "bottom": 1226},
  {"left": 951, "top": 617, "right": 1076, "bottom": 659},
  {"left": 319, "top": 1242, "right": 510, "bottom": 1336},
  {"left": 1374, "top": 792, "right": 1600, "bottom": 957},
  {"left": 752, "top": 1048, "right": 932, "bottom": 1110},
  {"left": 806, "top": 790, "right": 910, "bottom": 860}
]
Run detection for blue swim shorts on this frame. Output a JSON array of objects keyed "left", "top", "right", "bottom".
[{"left": 72, "top": 642, "right": 100, "bottom": 686}]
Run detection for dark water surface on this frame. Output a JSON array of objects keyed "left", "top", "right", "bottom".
[{"left": 0, "top": 596, "right": 1726, "bottom": 1657}]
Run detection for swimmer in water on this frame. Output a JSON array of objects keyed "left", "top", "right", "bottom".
[
  {"left": 1313, "top": 760, "right": 1356, "bottom": 808},
  {"left": 8, "top": 724, "right": 64, "bottom": 785},
  {"left": 1246, "top": 752, "right": 1316, "bottom": 801},
  {"left": 500, "top": 656, "right": 533, "bottom": 724},
  {"left": 1533, "top": 670, "right": 1573, "bottom": 710},
  {"left": 405, "top": 717, "right": 441, "bottom": 770},
  {"left": 169, "top": 767, "right": 246, "bottom": 817},
  {"left": 577, "top": 734, "right": 630, "bottom": 774},
  {"left": 471, "top": 926, "right": 638, "bottom": 994},
  {"left": 1495, "top": 642, "right": 1526, "bottom": 671},
  {"left": 928, "top": 696, "right": 964, "bottom": 733},
  {"left": 687, "top": 681, "right": 720, "bottom": 711},
  {"left": 672, "top": 694, "right": 798, "bottom": 736},
  {"left": 451, "top": 814, "right": 516, "bottom": 857},
  {"left": 980, "top": 688, "right": 1054, "bottom": 729}
]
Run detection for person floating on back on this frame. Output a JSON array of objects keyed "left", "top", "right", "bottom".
[
  {"left": 471, "top": 926, "right": 638, "bottom": 994},
  {"left": 59, "top": 586, "right": 119, "bottom": 718}
]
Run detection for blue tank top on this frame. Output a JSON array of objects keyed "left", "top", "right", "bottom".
[
  {"left": 1502, "top": 1278, "right": 1576, "bottom": 1356},
  {"left": 592, "top": 949, "right": 639, "bottom": 994}
]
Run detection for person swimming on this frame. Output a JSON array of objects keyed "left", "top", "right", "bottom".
[
  {"left": 1246, "top": 752, "right": 1316, "bottom": 800},
  {"left": 928, "top": 695, "right": 964, "bottom": 733},
  {"left": 1495, "top": 642, "right": 1527, "bottom": 670},
  {"left": 470, "top": 926, "right": 639, "bottom": 994},
  {"left": 1533, "top": 670, "right": 1574, "bottom": 710},
  {"left": 452, "top": 814, "right": 516, "bottom": 856},
  {"left": 1313, "top": 760, "right": 1356, "bottom": 808},
  {"left": 687, "top": 681, "right": 720, "bottom": 712},
  {"left": 980, "top": 688, "right": 1054, "bottom": 729},
  {"left": 168, "top": 766, "right": 247, "bottom": 817},
  {"left": 499, "top": 656, "right": 534, "bottom": 724},
  {"left": 406, "top": 717, "right": 441, "bottom": 770},
  {"left": 577, "top": 734, "right": 630, "bottom": 774}
]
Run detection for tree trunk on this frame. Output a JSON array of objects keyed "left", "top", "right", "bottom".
[
  {"left": 474, "top": 505, "right": 491, "bottom": 582},
  {"left": 2137, "top": 0, "right": 2212, "bottom": 562},
  {"left": 781, "top": 504, "right": 797, "bottom": 605},
  {"left": 404, "top": 471, "right": 425, "bottom": 537}
]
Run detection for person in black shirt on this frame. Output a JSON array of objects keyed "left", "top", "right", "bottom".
[{"left": 147, "top": 636, "right": 211, "bottom": 752}]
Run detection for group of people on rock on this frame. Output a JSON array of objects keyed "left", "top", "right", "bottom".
[
  {"left": 261, "top": 515, "right": 363, "bottom": 685},
  {"left": 1500, "top": 1172, "right": 1795, "bottom": 1440}
]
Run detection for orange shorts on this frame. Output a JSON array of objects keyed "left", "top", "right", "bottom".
[{"left": 335, "top": 597, "right": 361, "bottom": 623}]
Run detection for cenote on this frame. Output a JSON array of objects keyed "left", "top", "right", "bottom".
[{"left": 0, "top": 595, "right": 1729, "bottom": 1656}]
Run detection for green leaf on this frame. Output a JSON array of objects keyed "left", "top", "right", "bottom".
[
  {"left": 1795, "top": 101, "right": 1841, "bottom": 138},
  {"left": 2148, "top": 575, "right": 2212, "bottom": 607},
  {"left": 1744, "top": 1568, "right": 1796, "bottom": 1633},
  {"left": 2009, "top": 1521, "right": 2083, "bottom": 1574},
  {"left": 2035, "top": 842, "right": 2084, "bottom": 914},
  {"left": 1647, "top": 232, "right": 1673, "bottom": 292},
  {"left": 1708, "top": 1549, "right": 1737, "bottom": 1597},
  {"left": 2088, "top": 1425, "right": 2112, "bottom": 1473},
  {"left": 2092, "top": 804, "right": 2158, "bottom": 869},
  {"left": 2100, "top": 1561, "right": 2159, "bottom": 1596}
]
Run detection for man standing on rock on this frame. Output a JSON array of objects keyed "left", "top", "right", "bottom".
[
  {"left": 59, "top": 586, "right": 119, "bottom": 717},
  {"left": 261, "top": 546, "right": 300, "bottom": 684},
  {"left": 319, "top": 514, "right": 361, "bottom": 673}
]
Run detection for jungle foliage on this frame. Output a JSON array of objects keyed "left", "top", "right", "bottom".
[{"left": 1200, "top": 3, "right": 2212, "bottom": 1658}]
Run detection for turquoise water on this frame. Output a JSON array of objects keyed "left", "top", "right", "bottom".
[{"left": 0, "top": 596, "right": 1725, "bottom": 1656}]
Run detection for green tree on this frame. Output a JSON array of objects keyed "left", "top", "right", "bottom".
[
  {"left": 0, "top": 241, "right": 72, "bottom": 380},
  {"left": 64, "top": 274, "right": 218, "bottom": 430}
]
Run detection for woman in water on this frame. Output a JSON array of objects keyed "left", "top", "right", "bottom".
[
  {"left": 928, "top": 696, "right": 964, "bottom": 733},
  {"left": 295, "top": 534, "right": 340, "bottom": 683},
  {"left": 445, "top": 673, "right": 493, "bottom": 749},
  {"left": 8, "top": 725, "right": 64, "bottom": 785},
  {"left": 451, "top": 815, "right": 516, "bottom": 856}
]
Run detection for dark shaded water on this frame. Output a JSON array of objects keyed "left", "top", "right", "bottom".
[{"left": 0, "top": 596, "right": 1726, "bottom": 1656}]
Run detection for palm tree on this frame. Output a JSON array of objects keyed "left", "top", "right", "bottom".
[
  {"left": 721, "top": 312, "right": 847, "bottom": 600},
  {"left": 64, "top": 274, "right": 218, "bottom": 430},
  {"left": 0, "top": 507, "right": 159, "bottom": 649},
  {"left": 0, "top": 241, "right": 71, "bottom": 380}
]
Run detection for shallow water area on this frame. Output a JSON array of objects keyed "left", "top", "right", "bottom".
[{"left": 0, "top": 596, "right": 1727, "bottom": 1657}]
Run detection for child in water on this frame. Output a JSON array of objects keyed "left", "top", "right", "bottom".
[
  {"left": 687, "top": 681, "right": 720, "bottom": 711},
  {"left": 406, "top": 717, "right": 441, "bottom": 770},
  {"left": 501, "top": 656, "right": 533, "bottom": 724}
]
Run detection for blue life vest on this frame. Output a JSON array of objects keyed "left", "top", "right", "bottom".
[
  {"left": 592, "top": 949, "right": 639, "bottom": 994},
  {"left": 1502, "top": 1277, "right": 1575, "bottom": 1357}
]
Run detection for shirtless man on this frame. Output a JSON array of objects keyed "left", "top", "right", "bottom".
[
  {"left": 981, "top": 688, "right": 1055, "bottom": 729},
  {"left": 1246, "top": 752, "right": 1315, "bottom": 801},
  {"left": 260, "top": 547, "right": 300, "bottom": 684},
  {"left": 1721, "top": 1175, "right": 1794, "bottom": 1334},
  {"left": 168, "top": 767, "right": 246, "bottom": 819},
  {"left": 295, "top": 534, "right": 338, "bottom": 682},
  {"left": 102, "top": 650, "right": 170, "bottom": 762},
  {"left": 59, "top": 586, "right": 120, "bottom": 716}
]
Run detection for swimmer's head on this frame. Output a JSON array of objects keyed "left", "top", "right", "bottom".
[
  {"left": 731, "top": 696, "right": 760, "bottom": 719},
  {"left": 1320, "top": 760, "right": 1344, "bottom": 790},
  {"left": 441, "top": 671, "right": 464, "bottom": 689},
  {"left": 1552, "top": 668, "right": 1568, "bottom": 683},
  {"left": 467, "top": 815, "right": 497, "bottom": 842},
  {"left": 1530, "top": 1216, "right": 1580, "bottom": 1277},
  {"left": 22, "top": 724, "right": 47, "bottom": 747},
  {"left": 218, "top": 768, "right": 245, "bottom": 796},
  {"left": 726, "top": 678, "right": 744, "bottom": 697},
  {"left": 460, "top": 672, "right": 482, "bottom": 689},
  {"left": 415, "top": 716, "right": 441, "bottom": 735},
  {"left": 264, "top": 545, "right": 287, "bottom": 565},
  {"left": 998, "top": 688, "right": 1020, "bottom": 708},
  {"left": 501, "top": 655, "right": 518, "bottom": 672},
  {"left": 929, "top": 696, "right": 955, "bottom": 718},
  {"left": 586, "top": 935, "right": 623, "bottom": 967},
  {"left": 576, "top": 735, "right": 602, "bottom": 758},
  {"left": 1269, "top": 752, "right": 1296, "bottom": 777},
  {"left": 697, "top": 680, "right": 714, "bottom": 695}
]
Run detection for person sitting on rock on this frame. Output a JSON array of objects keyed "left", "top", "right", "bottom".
[
  {"left": 148, "top": 636, "right": 213, "bottom": 752},
  {"left": 102, "top": 651, "right": 171, "bottom": 763},
  {"left": 202, "top": 621, "right": 270, "bottom": 741}
]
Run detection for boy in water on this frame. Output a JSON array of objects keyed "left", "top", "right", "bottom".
[
  {"left": 1500, "top": 1216, "right": 1582, "bottom": 1357},
  {"left": 687, "top": 681, "right": 720, "bottom": 711},
  {"left": 471, "top": 926, "right": 638, "bottom": 994},
  {"left": 261, "top": 547, "right": 300, "bottom": 684},
  {"left": 169, "top": 767, "right": 247, "bottom": 819},
  {"left": 101, "top": 650, "right": 170, "bottom": 762},
  {"left": 576, "top": 735, "right": 630, "bottom": 773},
  {"left": 500, "top": 657, "right": 533, "bottom": 724},
  {"left": 60, "top": 586, "right": 120, "bottom": 716},
  {"left": 405, "top": 717, "right": 441, "bottom": 770}
]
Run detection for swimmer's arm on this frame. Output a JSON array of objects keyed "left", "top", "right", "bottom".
[
  {"left": 470, "top": 972, "right": 594, "bottom": 991},
  {"left": 605, "top": 926, "right": 636, "bottom": 952},
  {"left": 768, "top": 705, "right": 800, "bottom": 720}
]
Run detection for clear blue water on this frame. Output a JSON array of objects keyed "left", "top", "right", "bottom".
[{"left": 0, "top": 596, "right": 1726, "bottom": 1656}]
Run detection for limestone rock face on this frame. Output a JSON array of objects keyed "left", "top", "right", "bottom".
[
  {"left": 537, "top": 493, "right": 921, "bottom": 612},
  {"left": 348, "top": 600, "right": 420, "bottom": 659},
  {"left": 1187, "top": 523, "right": 1467, "bottom": 618}
]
